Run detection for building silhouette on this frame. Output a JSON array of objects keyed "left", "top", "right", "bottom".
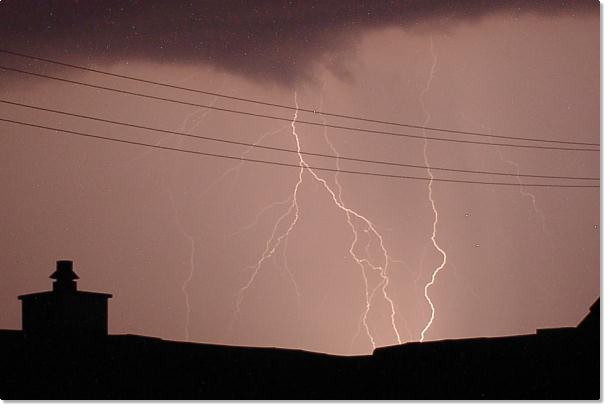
[
  {"left": 17, "top": 260, "right": 111, "bottom": 337},
  {"left": 0, "top": 260, "right": 600, "bottom": 399}
]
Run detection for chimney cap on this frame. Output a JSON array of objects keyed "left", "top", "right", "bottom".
[{"left": 49, "top": 260, "right": 79, "bottom": 281}]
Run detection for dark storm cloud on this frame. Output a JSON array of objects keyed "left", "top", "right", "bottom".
[{"left": 0, "top": 0, "right": 597, "bottom": 84}]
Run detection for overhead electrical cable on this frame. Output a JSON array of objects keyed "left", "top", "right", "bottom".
[
  {"left": 0, "top": 117, "right": 599, "bottom": 188},
  {"left": 0, "top": 48, "right": 598, "bottom": 147},
  {"left": 0, "top": 99, "right": 599, "bottom": 181},
  {"left": 0, "top": 65, "right": 599, "bottom": 153}
]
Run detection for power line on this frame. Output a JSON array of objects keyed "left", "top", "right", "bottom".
[
  {"left": 0, "top": 117, "right": 599, "bottom": 188},
  {"left": 0, "top": 99, "right": 598, "bottom": 181},
  {"left": 0, "top": 48, "right": 599, "bottom": 147},
  {"left": 0, "top": 65, "right": 600, "bottom": 153}
]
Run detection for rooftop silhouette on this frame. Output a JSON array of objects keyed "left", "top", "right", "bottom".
[
  {"left": 0, "top": 260, "right": 600, "bottom": 399},
  {"left": 17, "top": 260, "right": 111, "bottom": 338}
]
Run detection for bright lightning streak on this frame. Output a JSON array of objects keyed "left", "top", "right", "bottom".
[
  {"left": 307, "top": 92, "right": 403, "bottom": 349},
  {"left": 169, "top": 92, "right": 288, "bottom": 340},
  {"left": 231, "top": 92, "right": 403, "bottom": 350},
  {"left": 419, "top": 38, "right": 447, "bottom": 343}
]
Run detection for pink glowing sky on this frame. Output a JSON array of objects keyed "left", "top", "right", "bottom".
[{"left": 0, "top": 1, "right": 599, "bottom": 355}]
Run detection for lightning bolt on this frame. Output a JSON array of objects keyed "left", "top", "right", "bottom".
[
  {"left": 492, "top": 146, "right": 550, "bottom": 237},
  {"left": 167, "top": 191, "right": 197, "bottom": 341},
  {"left": 317, "top": 94, "right": 377, "bottom": 350},
  {"left": 314, "top": 90, "right": 406, "bottom": 350},
  {"left": 485, "top": 131, "right": 557, "bottom": 300},
  {"left": 278, "top": 233, "right": 302, "bottom": 307},
  {"left": 225, "top": 196, "right": 293, "bottom": 239},
  {"left": 116, "top": 69, "right": 219, "bottom": 341},
  {"left": 460, "top": 109, "right": 561, "bottom": 326},
  {"left": 116, "top": 70, "right": 210, "bottom": 167},
  {"left": 389, "top": 257, "right": 420, "bottom": 342},
  {"left": 164, "top": 72, "right": 228, "bottom": 340},
  {"left": 419, "top": 38, "right": 448, "bottom": 343},
  {"left": 232, "top": 91, "right": 403, "bottom": 351},
  {"left": 196, "top": 125, "right": 290, "bottom": 200},
  {"left": 171, "top": 104, "right": 222, "bottom": 341},
  {"left": 164, "top": 71, "right": 231, "bottom": 341},
  {"left": 232, "top": 126, "right": 305, "bottom": 318}
]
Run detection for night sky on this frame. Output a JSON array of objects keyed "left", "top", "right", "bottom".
[{"left": 0, "top": 1, "right": 599, "bottom": 355}]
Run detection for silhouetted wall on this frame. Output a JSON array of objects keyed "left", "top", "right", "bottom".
[{"left": 19, "top": 291, "right": 110, "bottom": 337}]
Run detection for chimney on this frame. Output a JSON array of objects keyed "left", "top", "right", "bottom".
[
  {"left": 49, "top": 260, "right": 79, "bottom": 292},
  {"left": 19, "top": 260, "right": 112, "bottom": 337}
]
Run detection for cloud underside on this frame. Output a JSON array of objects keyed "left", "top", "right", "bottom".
[{"left": 0, "top": 0, "right": 597, "bottom": 84}]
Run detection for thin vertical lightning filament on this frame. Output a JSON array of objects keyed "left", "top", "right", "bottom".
[
  {"left": 172, "top": 104, "right": 222, "bottom": 341},
  {"left": 419, "top": 38, "right": 447, "bottom": 343},
  {"left": 493, "top": 147, "right": 550, "bottom": 236}
]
